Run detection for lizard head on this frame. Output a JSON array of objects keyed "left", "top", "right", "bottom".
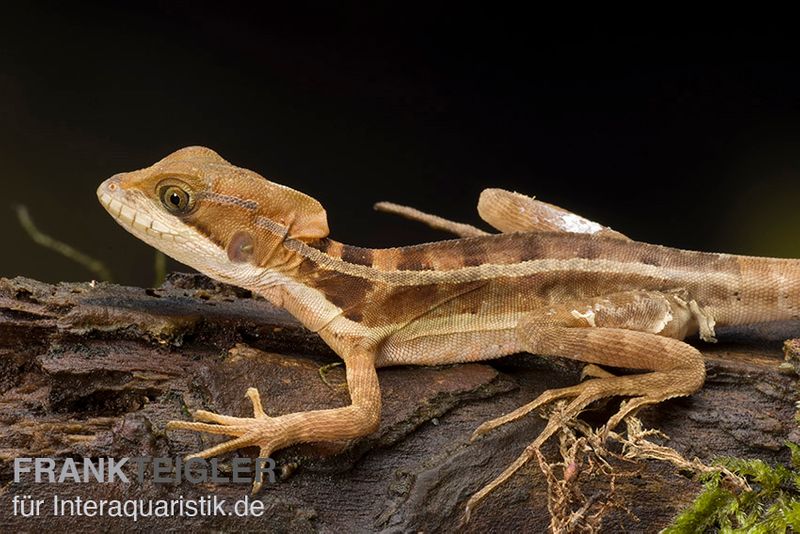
[{"left": 97, "top": 146, "right": 329, "bottom": 286}]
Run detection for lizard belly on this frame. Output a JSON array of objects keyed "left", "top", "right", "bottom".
[{"left": 376, "top": 312, "right": 524, "bottom": 366}]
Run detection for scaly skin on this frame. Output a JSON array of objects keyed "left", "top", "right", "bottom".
[{"left": 97, "top": 146, "right": 800, "bottom": 520}]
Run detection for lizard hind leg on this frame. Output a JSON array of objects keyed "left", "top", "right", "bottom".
[
  {"left": 464, "top": 369, "right": 687, "bottom": 520},
  {"left": 464, "top": 293, "right": 707, "bottom": 520}
]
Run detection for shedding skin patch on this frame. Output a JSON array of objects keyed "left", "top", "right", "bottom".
[
  {"left": 571, "top": 309, "right": 597, "bottom": 327},
  {"left": 672, "top": 293, "right": 717, "bottom": 342},
  {"left": 649, "top": 308, "right": 674, "bottom": 335},
  {"left": 227, "top": 231, "right": 255, "bottom": 263},
  {"left": 688, "top": 299, "right": 717, "bottom": 342},
  {"left": 560, "top": 213, "right": 603, "bottom": 234}
]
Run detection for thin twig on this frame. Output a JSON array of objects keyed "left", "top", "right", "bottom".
[
  {"left": 318, "top": 362, "right": 346, "bottom": 390},
  {"left": 153, "top": 251, "right": 167, "bottom": 287},
  {"left": 16, "top": 205, "right": 114, "bottom": 282}
]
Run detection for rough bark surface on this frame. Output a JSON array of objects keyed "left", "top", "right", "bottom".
[{"left": 0, "top": 273, "right": 797, "bottom": 532}]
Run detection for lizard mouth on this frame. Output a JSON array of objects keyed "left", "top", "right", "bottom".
[{"left": 97, "top": 176, "right": 180, "bottom": 241}]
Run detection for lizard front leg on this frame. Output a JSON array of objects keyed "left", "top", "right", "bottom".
[
  {"left": 166, "top": 348, "right": 381, "bottom": 491},
  {"left": 465, "top": 290, "right": 708, "bottom": 519}
]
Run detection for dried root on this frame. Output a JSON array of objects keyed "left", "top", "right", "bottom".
[{"left": 535, "top": 400, "right": 749, "bottom": 533}]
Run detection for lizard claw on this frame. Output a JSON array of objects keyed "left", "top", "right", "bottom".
[
  {"left": 469, "top": 420, "right": 496, "bottom": 442},
  {"left": 246, "top": 387, "right": 268, "bottom": 418}
]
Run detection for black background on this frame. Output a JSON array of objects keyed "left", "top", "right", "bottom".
[{"left": 2, "top": 4, "right": 799, "bottom": 286}]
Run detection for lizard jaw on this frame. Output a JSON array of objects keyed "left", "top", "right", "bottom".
[{"left": 97, "top": 176, "right": 182, "bottom": 242}]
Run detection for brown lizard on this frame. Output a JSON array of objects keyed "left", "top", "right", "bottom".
[{"left": 96, "top": 146, "right": 800, "bottom": 519}]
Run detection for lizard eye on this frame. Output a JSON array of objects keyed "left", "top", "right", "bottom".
[{"left": 159, "top": 184, "right": 193, "bottom": 213}]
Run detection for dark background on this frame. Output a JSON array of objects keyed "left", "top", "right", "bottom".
[{"left": 2, "top": 4, "right": 799, "bottom": 287}]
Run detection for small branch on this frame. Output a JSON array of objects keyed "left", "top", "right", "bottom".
[
  {"left": 153, "top": 251, "right": 167, "bottom": 287},
  {"left": 16, "top": 205, "right": 114, "bottom": 282}
]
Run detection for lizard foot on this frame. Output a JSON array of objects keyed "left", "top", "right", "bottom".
[
  {"left": 463, "top": 318, "right": 706, "bottom": 522},
  {"left": 167, "top": 387, "right": 283, "bottom": 492},
  {"left": 464, "top": 373, "right": 678, "bottom": 522},
  {"left": 469, "top": 365, "right": 616, "bottom": 441},
  {"left": 167, "top": 356, "right": 382, "bottom": 493}
]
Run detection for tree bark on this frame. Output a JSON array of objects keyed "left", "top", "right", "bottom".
[{"left": 0, "top": 274, "right": 797, "bottom": 532}]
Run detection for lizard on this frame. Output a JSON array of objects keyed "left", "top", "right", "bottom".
[{"left": 96, "top": 146, "right": 800, "bottom": 520}]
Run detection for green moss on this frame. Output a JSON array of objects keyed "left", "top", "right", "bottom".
[{"left": 665, "top": 442, "right": 800, "bottom": 533}]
